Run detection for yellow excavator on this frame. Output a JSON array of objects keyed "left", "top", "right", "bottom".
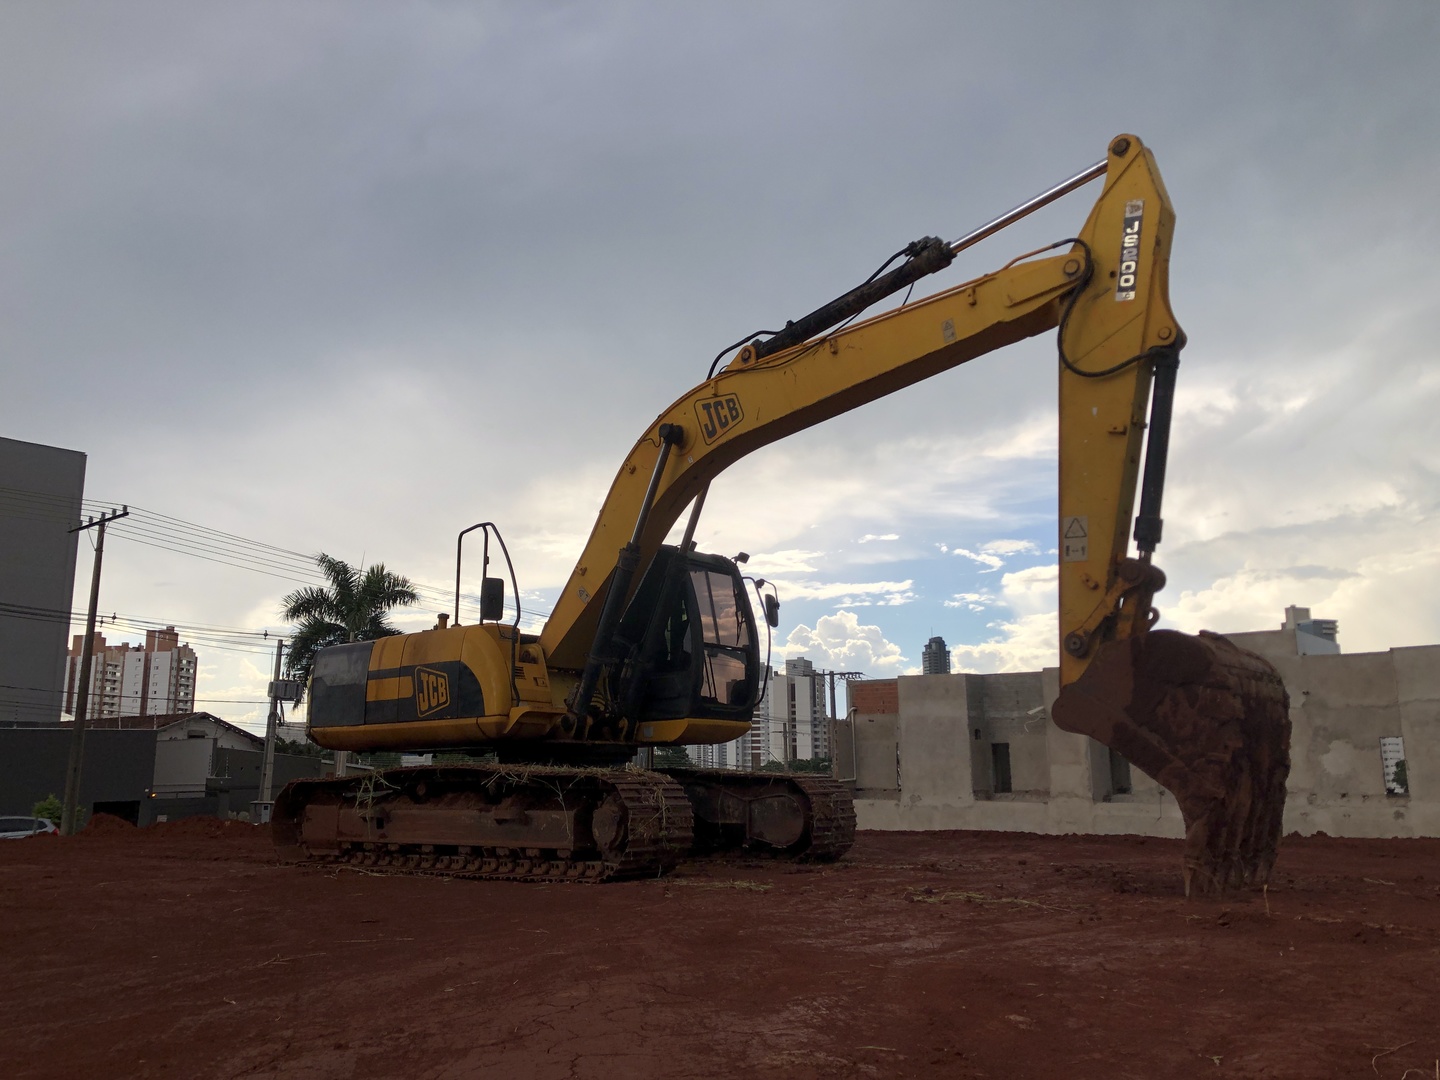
[{"left": 274, "top": 134, "right": 1290, "bottom": 895}]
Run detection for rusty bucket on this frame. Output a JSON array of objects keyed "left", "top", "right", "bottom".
[{"left": 1052, "top": 630, "right": 1291, "bottom": 896}]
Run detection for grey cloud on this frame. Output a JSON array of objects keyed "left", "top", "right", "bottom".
[{"left": 3, "top": 2, "right": 1436, "bottom": 722}]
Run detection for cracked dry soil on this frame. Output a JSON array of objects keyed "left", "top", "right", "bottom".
[{"left": 1, "top": 817, "right": 1437, "bottom": 1079}]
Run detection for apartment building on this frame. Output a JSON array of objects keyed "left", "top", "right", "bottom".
[{"left": 64, "top": 626, "right": 198, "bottom": 719}]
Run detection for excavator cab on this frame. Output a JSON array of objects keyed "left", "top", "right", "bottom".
[{"left": 611, "top": 546, "right": 760, "bottom": 723}]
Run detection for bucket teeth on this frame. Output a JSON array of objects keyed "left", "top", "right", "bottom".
[{"left": 1052, "top": 629, "right": 1291, "bottom": 896}]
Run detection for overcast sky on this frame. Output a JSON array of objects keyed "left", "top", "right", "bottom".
[{"left": 3, "top": 2, "right": 1437, "bottom": 732}]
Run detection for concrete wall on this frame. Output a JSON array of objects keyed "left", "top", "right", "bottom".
[
  {"left": 1264, "top": 645, "right": 1440, "bottom": 837},
  {"left": 154, "top": 737, "right": 215, "bottom": 796},
  {"left": 211, "top": 747, "right": 326, "bottom": 806},
  {"left": 0, "top": 727, "right": 156, "bottom": 815},
  {"left": 848, "top": 643, "right": 1439, "bottom": 840},
  {"left": 847, "top": 713, "right": 899, "bottom": 796},
  {"left": 142, "top": 749, "right": 325, "bottom": 822},
  {"left": 0, "top": 726, "right": 323, "bottom": 822},
  {"left": 0, "top": 437, "right": 85, "bottom": 725},
  {"left": 851, "top": 668, "right": 1186, "bottom": 836},
  {"left": 896, "top": 674, "right": 972, "bottom": 803}
]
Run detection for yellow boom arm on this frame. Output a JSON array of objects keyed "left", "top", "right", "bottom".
[{"left": 540, "top": 134, "right": 1179, "bottom": 691}]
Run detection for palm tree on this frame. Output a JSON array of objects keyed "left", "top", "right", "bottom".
[{"left": 281, "top": 554, "right": 419, "bottom": 685}]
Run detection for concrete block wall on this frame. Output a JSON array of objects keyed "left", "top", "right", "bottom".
[
  {"left": 1269, "top": 646, "right": 1439, "bottom": 837},
  {"left": 848, "top": 641, "right": 1438, "bottom": 840}
]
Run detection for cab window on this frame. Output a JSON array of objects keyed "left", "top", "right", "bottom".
[{"left": 689, "top": 568, "right": 753, "bottom": 707}]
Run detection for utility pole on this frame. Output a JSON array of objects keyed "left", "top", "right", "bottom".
[
  {"left": 823, "top": 670, "right": 865, "bottom": 723},
  {"left": 812, "top": 668, "right": 864, "bottom": 777},
  {"left": 258, "top": 639, "right": 284, "bottom": 809},
  {"left": 61, "top": 506, "right": 129, "bottom": 836}
]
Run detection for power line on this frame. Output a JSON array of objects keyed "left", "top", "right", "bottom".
[{"left": 5, "top": 488, "right": 562, "bottom": 639}]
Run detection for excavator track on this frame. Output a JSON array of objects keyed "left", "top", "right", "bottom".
[
  {"left": 272, "top": 764, "right": 693, "bottom": 883},
  {"left": 794, "top": 776, "right": 860, "bottom": 860},
  {"left": 272, "top": 763, "right": 857, "bottom": 881},
  {"left": 657, "top": 768, "right": 857, "bottom": 860}
]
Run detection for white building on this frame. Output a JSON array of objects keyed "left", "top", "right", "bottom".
[
  {"left": 64, "top": 626, "right": 197, "bottom": 719},
  {"left": 687, "top": 656, "right": 830, "bottom": 770}
]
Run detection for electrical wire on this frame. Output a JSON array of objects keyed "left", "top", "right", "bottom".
[{"left": 4, "top": 491, "right": 562, "bottom": 647}]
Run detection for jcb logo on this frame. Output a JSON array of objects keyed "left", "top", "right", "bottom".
[
  {"left": 695, "top": 394, "right": 744, "bottom": 444},
  {"left": 414, "top": 666, "right": 451, "bottom": 717}
]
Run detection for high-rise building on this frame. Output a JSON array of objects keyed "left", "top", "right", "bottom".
[
  {"left": 772, "top": 657, "right": 829, "bottom": 763},
  {"left": 682, "top": 657, "right": 836, "bottom": 770},
  {"left": 922, "top": 635, "right": 951, "bottom": 675},
  {"left": 64, "top": 626, "right": 197, "bottom": 719}
]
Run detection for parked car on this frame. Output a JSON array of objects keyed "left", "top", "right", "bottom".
[{"left": 0, "top": 817, "right": 58, "bottom": 839}]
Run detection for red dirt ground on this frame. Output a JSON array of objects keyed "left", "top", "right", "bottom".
[{"left": 1, "top": 821, "right": 1437, "bottom": 1079}]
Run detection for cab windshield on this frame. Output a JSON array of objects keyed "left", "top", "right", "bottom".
[{"left": 689, "top": 567, "right": 753, "bottom": 708}]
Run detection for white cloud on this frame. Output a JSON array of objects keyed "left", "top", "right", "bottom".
[
  {"left": 950, "top": 565, "right": 1059, "bottom": 674},
  {"left": 951, "top": 547, "right": 1005, "bottom": 571},
  {"left": 951, "top": 612, "right": 1057, "bottom": 675},
  {"left": 981, "top": 539, "right": 1038, "bottom": 556},
  {"left": 997, "top": 564, "right": 1057, "bottom": 615},
  {"left": 768, "top": 577, "right": 917, "bottom": 607},
  {"left": 5, "top": 5, "right": 1434, "bottom": 732},
  {"left": 976, "top": 415, "right": 1057, "bottom": 462},
  {"left": 679, "top": 411, "right": 1058, "bottom": 566},
  {"left": 944, "top": 538, "right": 1039, "bottom": 574},
  {"left": 748, "top": 549, "right": 823, "bottom": 575},
  {"left": 944, "top": 590, "right": 995, "bottom": 612},
  {"left": 779, "top": 610, "right": 908, "bottom": 675}
]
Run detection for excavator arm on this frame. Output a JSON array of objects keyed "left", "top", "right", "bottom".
[
  {"left": 540, "top": 134, "right": 1289, "bottom": 894},
  {"left": 543, "top": 135, "right": 1171, "bottom": 687}
]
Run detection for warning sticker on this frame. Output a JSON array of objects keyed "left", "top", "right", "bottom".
[{"left": 1062, "top": 516, "right": 1089, "bottom": 562}]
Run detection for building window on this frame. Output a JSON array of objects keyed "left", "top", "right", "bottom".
[
  {"left": 1109, "top": 747, "right": 1132, "bottom": 795},
  {"left": 1380, "top": 736, "right": 1408, "bottom": 796},
  {"left": 991, "top": 743, "right": 1012, "bottom": 794}
]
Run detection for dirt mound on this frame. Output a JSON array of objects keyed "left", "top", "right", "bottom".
[
  {"left": 72, "top": 813, "right": 266, "bottom": 847},
  {"left": 80, "top": 812, "right": 137, "bottom": 836},
  {"left": 147, "top": 815, "right": 255, "bottom": 840}
]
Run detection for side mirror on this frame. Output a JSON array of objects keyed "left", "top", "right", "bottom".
[
  {"left": 480, "top": 577, "right": 506, "bottom": 622},
  {"left": 764, "top": 595, "right": 780, "bottom": 628}
]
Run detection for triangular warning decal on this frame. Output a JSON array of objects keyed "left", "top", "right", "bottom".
[{"left": 1063, "top": 517, "right": 1088, "bottom": 539}]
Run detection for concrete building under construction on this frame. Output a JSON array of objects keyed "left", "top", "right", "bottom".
[{"left": 832, "top": 606, "right": 1438, "bottom": 839}]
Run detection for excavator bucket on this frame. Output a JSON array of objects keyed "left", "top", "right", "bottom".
[{"left": 1051, "top": 630, "right": 1291, "bottom": 896}]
